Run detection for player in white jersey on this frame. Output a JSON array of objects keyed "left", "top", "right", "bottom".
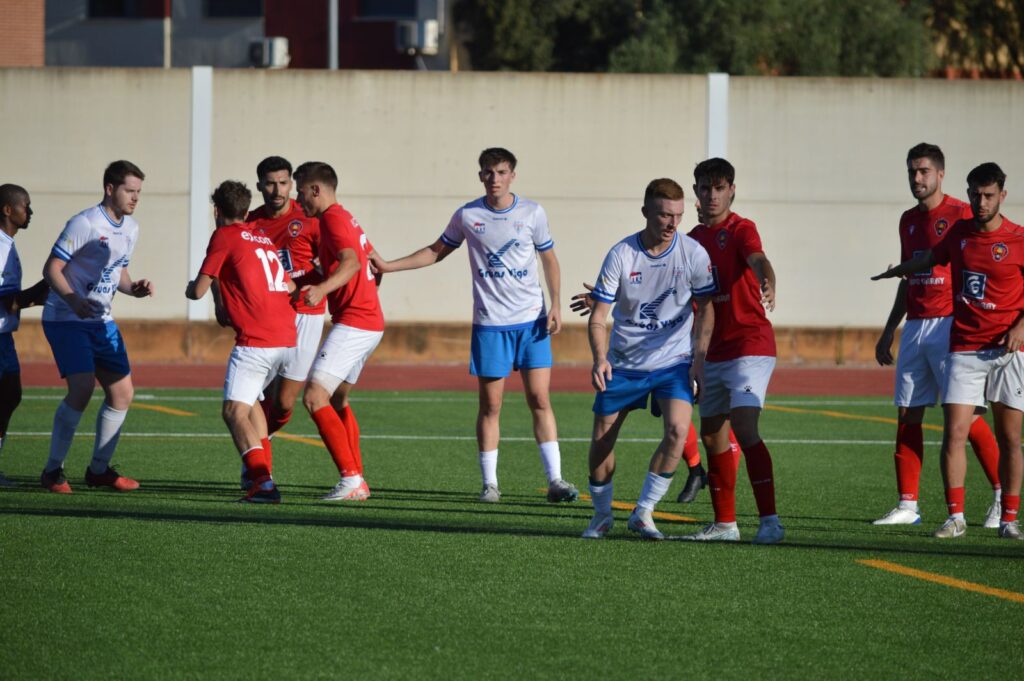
[
  {"left": 371, "top": 148, "right": 578, "bottom": 503},
  {"left": 0, "top": 185, "right": 48, "bottom": 487},
  {"left": 582, "top": 178, "right": 715, "bottom": 540},
  {"left": 39, "top": 161, "right": 154, "bottom": 494}
]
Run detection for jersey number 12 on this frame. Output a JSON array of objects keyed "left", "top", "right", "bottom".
[{"left": 255, "top": 248, "right": 289, "bottom": 292}]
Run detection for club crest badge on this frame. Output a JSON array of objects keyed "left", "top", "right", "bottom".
[
  {"left": 287, "top": 220, "right": 303, "bottom": 238},
  {"left": 934, "top": 218, "right": 948, "bottom": 237},
  {"left": 513, "top": 220, "right": 525, "bottom": 233},
  {"left": 471, "top": 221, "right": 486, "bottom": 235},
  {"left": 629, "top": 271, "right": 643, "bottom": 285},
  {"left": 716, "top": 230, "right": 728, "bottom": 250},
  {"left": 992, "top": 242, "right": 1008, "bottom": 262}
]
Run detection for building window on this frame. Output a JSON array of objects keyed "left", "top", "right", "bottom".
[
  {"left": 88, "top": 0, "right": 165, "bottom": 18},
  {"left": 205, "top": 0, "right": 263, "bottom": 18}
]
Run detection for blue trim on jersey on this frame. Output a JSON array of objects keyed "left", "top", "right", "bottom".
[
  {"left": 440, "top": 234, "right": 461, "bottom": 248},
  {"left": 693, "top": 282, "right": 717, "bottom": 296},
  {"left": 592, "top": 287, "right": 616, "bottom": 304},
  {"left": 97, "top": 204, "right": 124, "bottom": 229},
  {"left": 51, "top": 246, "right": 72, "bottom": 261},
  {"left": 535, "top": 239, "right": 554, "bottom": 252},
  {"left": 634, "top": 232, "right": 677, "bottom": 259},
  {"left": 482, "top": 195, "right": 519, "bottom": 214},
  {"left": 0, "top": 285, "right": 18, "bottom": 295}
]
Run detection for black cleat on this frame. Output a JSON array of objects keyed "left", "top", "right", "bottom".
[{"left": 676, "top": 465, "right": 707, "bottom": 504}]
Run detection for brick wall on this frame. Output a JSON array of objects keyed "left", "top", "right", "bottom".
[{"left": 0, "top": 0, "right": 44, "bottom": 67}]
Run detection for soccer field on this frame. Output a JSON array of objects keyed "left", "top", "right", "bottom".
[{"left": 1, "top": 388, "right": 1021, "bottom": 679}]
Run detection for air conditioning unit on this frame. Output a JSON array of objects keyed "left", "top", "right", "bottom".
[
  {"left": 395, "top": 19, "right": 439, "bottom": 56},
  {"left": 249, "top": 37, "right": 290, "bottom": 69}
]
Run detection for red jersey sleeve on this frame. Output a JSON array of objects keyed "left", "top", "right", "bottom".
[
  {"left": 733, "top": 220, "right": 764, "bottom": 261},
  {"left": 199, "top": 229, "right": 229, "bottom": 278}
]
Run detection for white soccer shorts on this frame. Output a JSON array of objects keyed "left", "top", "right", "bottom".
[
  {"left": 699, "top": 355, "right": 776, "bottom": 418},
  {"left": 894, "top": 316, "right": 952, "bottom": 408},
  {"left": 224, "top": 345, "right": 290, "bottom": 404},
  {"left": 944, "top": 349, "right": 1024, "bottom": 411},
  {"left": 279, "top": 312, "right": 326, "bottom": 382},
  {"left": 308, "top": 323, "right": 383, "bottom": 394}
]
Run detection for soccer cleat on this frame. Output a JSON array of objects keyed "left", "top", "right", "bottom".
[
  {"left": 321, "top": 478, "right": 369, "bottom": 502},
  {"left": 241, "top": 480, "right": 281, "bottom": 504},
  {"left": 679, "top": 522, "right": 740, "bottom": 542},
  {"left": 479, "top": 484, "right": 501, "bottom": 503},
  {"left": 0, "top": 471, "right": 16, "bottom": 488},
  {"left": 998, "top": 521, "right": 1023, "bottom": 540},
  {"left": 873, "top": 507, "right": 921, "bottom": 525},
  {"left": 753, "top": 518, "right": 786, "bottom": 544},
  {"left": 40, "top": 467, "right": 72, "bottom": 494},
  {"left": 85, "top": 465, "right": 140, "bottom": 491},
  {"left": 581, "top": 512, "right": 614, "bottom": 539},
  {"left": 627, "top": 507, "right": 664, "bottom": 541},
  {"left": 676, "top": 465, "right": 708, "bottom": 504},
  {"left": 983, "top": 501, "right": 1002, "bottom": 529},
  {"left": 932, "top": 517, "right": 967, "bottom": 539},
  {"left": 547, "top": 478, "right": 579, "bottom": 503}
]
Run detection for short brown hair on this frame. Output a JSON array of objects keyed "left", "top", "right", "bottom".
[
  {"left": 479, "top": 147, "right": 517, "bottom": 171},
  {"left": 644, "top": 178, "right": 685, "bottom": 204},
  {"left": 210, "top": 180, "right": 252, "bottom": 221},
  {"left": 293, "top": 161, "right": 338, "bottom": 190},
  {"left": 103, "top": 160, "right": 145, "bottom": 188},
  {"left": 907, "top": 143, "right": 945, "bottom": 171}
]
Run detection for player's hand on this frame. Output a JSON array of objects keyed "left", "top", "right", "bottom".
[
  {"left": 547, "top": 307, "right": 562, "bottom": 335},
  {"left": 368, "top": 251, "right": 390, "bottom": 275},
  {"left": 569, "top": 283, "right": 595, "bottom": 317},
  {"left": 214, "top": 303, "right": 232, "bottom": 328},
  {"left": 875, "top": 329, "right": 895, "bottom": 366},
  {"left": 67, "top": 294, "right": 103, "bottom": 319},
  {"left": 760, "top": 280, "right": 775, "bottom": 312},
  {"left": 130, "top": 279, "right": 154, "bottom": 297},
  {"left": 690, "top": 356, "right": 705, "bottom": 403},
  {"left": 1000, "top": 321, "right": 1024, "bottom": 352},
  {"left": 591, "top": 358, "right": 613, "bottom": 392},
  {"left": 302, "top": 284, "right": 325, "bottom": 308},
  {"left": 871, "top": 264, "right": 898, "bottom": 281}
]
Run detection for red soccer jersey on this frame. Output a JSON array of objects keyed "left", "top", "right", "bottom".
[
  {"left": 899, "top": 194, "right": 973, "bottom": 320},
  {"left": 199, "top": 223, "right": 297, "bottom": 348},
  {"left": 688, "top": 212, "right": 776, "bottom": 362},
  {"left": 931, "top": 217, "right": 1024, "bottom": 352},
  {"left": 247, "top": 199, "right": 326, "bottom": 315},
  {"left": 318, "top": 203, "right": 384, "bottom": 331}
]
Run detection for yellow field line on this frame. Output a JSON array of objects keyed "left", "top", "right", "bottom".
[
  {"left": 275, "top": 432, "right": 326, "bottom": 448},
  {"left": 857, "top": 559, "right": 1024, "bottom": 604},
  {"left": 570, "top": 491, "right": 697, "bottom": 523},
  {"left": 765, "top": 404, "right": 943, "bottom": 432},
  {"left": 133, "top": 403, "right": 197, "bottom": 417}
]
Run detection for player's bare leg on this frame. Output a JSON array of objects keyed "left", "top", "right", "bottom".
[
  {"left": 223, "top": 399, "right": 276, "bottom": 501},
  {"left": 582, "top": 410, "right": 627, "bottom": 539},
  {"left": 78, "top": 369, "right": 139, "bottom": 490},
  {"left": 990, "top": 402, "right": 1023, "bottom": 538},
  {"left": 475, "top": 376, "right": 505, "bottom": 501},
  {"left": 41, "top": 372, "right": 95, "bottom": 493},
  {"left": 935, "top": 402, "right": 974, "bottom": 537},
  {"left": 625, "top": 398, "right": 691, "bottom": 540},
  {"left": 522, "top": 367, "right": 577, "bottom": 502}
]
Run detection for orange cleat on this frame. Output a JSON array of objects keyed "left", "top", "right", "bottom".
[
  {"left": 40, "top": 467, "right": 73, "bottom": 494},
  {"left": 84, "top": 466, "right": 140, "bottom": 491}
]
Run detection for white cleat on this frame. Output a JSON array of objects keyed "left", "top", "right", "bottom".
[
  {"left": 873, "top": 507, "right": 922, "bottom": 525},
  {"left": 581, "top": 512, "right": 614, "bottom": 539},
  {"left": 983, "top": 501, "right": 1002, "bottom": 529},
  {"left": 321, "top": 479, "right": 369, "bottom": 501},
  {"left": 627, "top": 507, "right": 664, "bottom": 541},
  {"left": 478, "top": 484, "right": 501, "bottom": 503},
  {"left": 932, "top": 517, "right": 967, "bottom": 538},
  {"left": 998, "top": 521, "right": 1022, "bottom": 540},
  {"left": 753, "top": 518, "right": 786, "bottom": 544},
  {"left": 678, "top": 522, "right": 740, "bottom": 542}
]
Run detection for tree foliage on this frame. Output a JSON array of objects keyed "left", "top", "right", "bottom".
[{"left": 929, "top": 0, "right": 1024, "bottom": 77}]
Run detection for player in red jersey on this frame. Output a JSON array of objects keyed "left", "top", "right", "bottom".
[
  {"left": 293, "top": 162, "right": 384, "bottom": 502},
  {"left": 186, "top": 180, "right": 297, "bottom": 503},
  {"left": 874, "top": 162, "right": 1023, "bottom": 540},
  {"left": 680, "top": 158, "right": 783, "bottom": 544},
  {"left": 873, "top": 144, "right": 1001, "bottom": 527}
]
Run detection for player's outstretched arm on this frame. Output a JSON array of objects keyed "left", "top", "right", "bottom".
[
  {"left": 371, "top": 239, "right": 455, "bottom": 274},
  {"left": 538, "top": 248, "right": 562, "bottom": 335},
  {"left": 587, "top": 300, "right": 614, "bottom": 392},
  {"left": 872, "top": 251, "right": 936, "bottom": 281},
  {"left": 43, "top": 254, "right": 103, "bottom": 319},
  {"left": 875, "top": 279, "right": 908, "bottom": 366},
  {"left": 569, "top": 283, "right": 596, "bottom": 317},
  {"left": 118, "top": 268, "right": 154, "bottom": 298},
  {"left": 748, "top": 252, "right": 776, "bottom": 311},
  {"left": 185, "top": 274, "right": 213, "bottom": 301},
  {"left": 303, "top": 248, "right": 360, "bottom": 307}
]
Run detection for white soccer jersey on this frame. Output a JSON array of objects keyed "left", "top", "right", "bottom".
[
  {"left": 592, "top": 231, "right": 715, "bottom": 372},
  {"left": 42, "top": 204, "right": 139, "bottom": 323},
  {"left": 0, "top": 231, "right": 22, "bottom": 333},
  {"left": 440, "top": 195, "right": 552, "bottom": 328}
]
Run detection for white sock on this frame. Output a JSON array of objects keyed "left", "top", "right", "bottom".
[
  {"left": 342, "top": 474, "right": 362, "bottom": 487},
  {"left": 479, "top": 450, "right": 498, "bottom": 487},
  {"left": 538, "top": 440, "right": 561, "bottom": 482},
  {"left": 993, "top": 487, "right": 1002, "bottom": 503},
  {"left": 589, "top": 480, "right": 613, "bottom": 516},
  {"left": 636, "top": 471, "right": 672, "bottom": 512},
  {"left": 90, "top": 403, "right": 128, "bottom": 474},
  {"left": 897, "top": 500, "right": 919, "bottom": 511},
  {"left": 950, "top": 512, "right": 965, "bottom": 521},
  {"left": 46, "top": 401, "right": 83, "bottom": 472}
]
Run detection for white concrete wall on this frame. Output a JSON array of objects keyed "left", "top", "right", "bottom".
[{"left": 3, "top": 68, "right": 1023, "bottom": 326}]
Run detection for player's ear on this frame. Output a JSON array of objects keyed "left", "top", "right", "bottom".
[
  {"left": 104, "top": 183, "right": 114, "bottom": 198},
  {"left": 641, "top": 204, "right": 649, "bottom": 219}
]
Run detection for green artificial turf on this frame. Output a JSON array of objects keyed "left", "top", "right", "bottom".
[{"left": 0, "top": 389, "right": 1021, "bottom": 679}]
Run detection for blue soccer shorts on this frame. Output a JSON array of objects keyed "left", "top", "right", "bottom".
[
  {"left": 470, "top": 317, "right": 552, "bottom": 378},
  {"left": 0, "top": 333, "right": 19, "bottom": 375},
  {"left": 593, "top": 361, "right": 694, "bottom": 416},
  {"left": 43, "top": 320, "right": 131, "bottom": 378}
]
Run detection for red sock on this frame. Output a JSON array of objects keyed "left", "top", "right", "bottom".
[
  {"left": 267, "top": 408, "right": 292, "bottom": 438},
  {"left": 338, "top": 405, "right": 363, "bottom": 474},
  {"left": 967, "top": 418, "right": 1001, "bottom": 489},
  {"left": 311, "top": 406, "right": 359, "bottom": 477},
  {"left": 241, "top": 445, "right": 271, "bottom": 482},
  {"left": 683, "top": 427, "right": 700, "bottom": 468},
  {"left": 894, "top": 422, "right": 924, "bottom": 502},
  {"left": 728, "top": 430, "right": 740, "bottom": 466},
  {"left": 708, "top": 448, "right": 738, "bottom": 523},
  {"left": 945, "top": 486, "right": 965, "bottom": 516},
  {"left": 742, "top": 440, "right": 777, "bottom": 517},
  {"left": 1001, "top": 494, "right": 1020, "bottom": 523},
  {"left": 261, "top": 437, "right": 273, "bottom": 475}
]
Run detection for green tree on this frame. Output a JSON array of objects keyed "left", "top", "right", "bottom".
[{"left": 929, "top": 0, "right": 1024, "bottom": 77}]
